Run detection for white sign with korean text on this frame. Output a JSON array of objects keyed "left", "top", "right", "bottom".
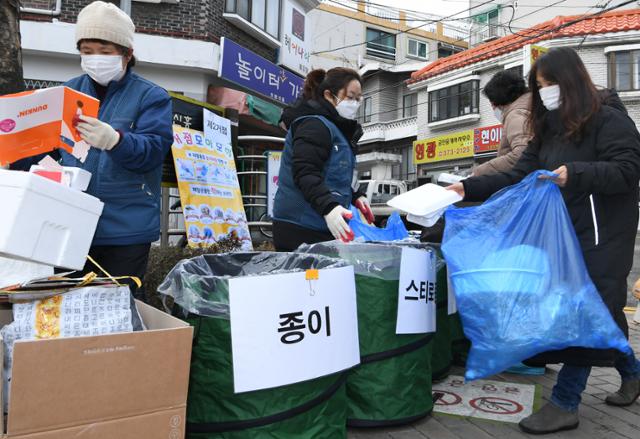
[
  {"left": 396, "top": 247, "right": 437, "bottom": 334},
  {"left": 279, "top": 0, "right": 311, "bottom": 76},
  {"left": 203, "top": 109, "right": 232, "bottom": 159},
  {"left": 229, "top": 265, "right": 360, "bottom": 393},
  {"left": 447, "top": 272, "right": 457, "bottom": 315}
]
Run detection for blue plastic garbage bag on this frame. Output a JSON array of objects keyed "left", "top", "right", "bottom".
[
  {"left": 348, "top": 206, "right": 408, "bottom": 242},
  {"left": 442, "top": 170, "right": 631, "bottom": 381}
]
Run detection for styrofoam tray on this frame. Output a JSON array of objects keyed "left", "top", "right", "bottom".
[{"left": 387, "top": 183, "right": 462, "bottom": 217}]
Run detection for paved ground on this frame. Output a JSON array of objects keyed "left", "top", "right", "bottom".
[{"left": 349, "top": 311, "right": 640, "bottom": 439}]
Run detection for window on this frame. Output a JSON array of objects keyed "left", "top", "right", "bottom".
[
  {"left": 359, "top": 96, "right": 372, "bottom": 124},
  {"left": 505, "top": 65, "right": 524, "bottom": 78},
  {"left": 366, "top": 28, "right": 396, "bottom": 60},
  {"left": 408, "top": 39, "right": 428, "bottom": 60},
  {"left": 225, "top": 0, "right": 280, "bottom": 39},
  {"left": 438, "top": 43, "right": 463, "bottom": 59},
  {"left": 608, "top": 50, "right": 640, "bottom": 91},
  {"left": 428, "top": 80, "right": 480, "bottom": 123},
  {"left": 403, "top": 93, "right": 417, "bottom": 118}
]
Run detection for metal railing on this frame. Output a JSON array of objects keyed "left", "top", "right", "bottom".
[{"left": 237, "top": 136, "right": 285, "bottom": 239}]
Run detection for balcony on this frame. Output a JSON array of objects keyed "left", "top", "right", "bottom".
[
  {"left": 471, "top": 24, "right": 505, "bottom": 46},
  {"left": 359, "top": 116, "right": 417, "bottom": 145}
]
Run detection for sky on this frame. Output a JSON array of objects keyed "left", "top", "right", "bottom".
[{"left": 373, "top": 0, "right": 469, "bottom": 18}]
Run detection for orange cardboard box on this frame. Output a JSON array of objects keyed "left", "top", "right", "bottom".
[
  {"left": 0, "top": 301, "right": 193, "bottom": 438},
  {"left": 0, "top": 87, "right": 99, "bottom": 166}
]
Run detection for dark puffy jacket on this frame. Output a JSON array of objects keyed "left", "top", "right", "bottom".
[
  {"left": 462, "top": 103, "right": 640, "bottom": 366},
  {"left": 278, "top": 98, "right": 364, "bottom": 216}
]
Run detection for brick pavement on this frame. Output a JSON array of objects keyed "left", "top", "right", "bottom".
[{"left": 349, "top": 311, "right": 640, "bottom": 439}]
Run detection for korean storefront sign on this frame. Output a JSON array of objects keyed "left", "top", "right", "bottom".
[
  {"left": 474, "top": 124, "right": 503, "bottom": 154},
  {"left": 279, "top": 0, "right": 311, "bottom": 76},
  {"left": 229, "top": 266, "right": 360, "bottom": 393},
  {"left": 523, "top": 44, "right": 549, "bottom": 74},
  {"left": 219, "top": 37, "right": 304, "bottom": 105},
  {"left": 413, "top": 130, "right": 474, "bottom": 165},
  {"left": 171, "top": 109, "right": 252, "bottom": 250}
]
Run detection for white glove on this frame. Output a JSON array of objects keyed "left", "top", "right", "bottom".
[
  {"left": 324, "top": 205, "right": 354, "bottom": 242},
  {"left": 77, "top": 115, "right": 120, "bottom": 151}
]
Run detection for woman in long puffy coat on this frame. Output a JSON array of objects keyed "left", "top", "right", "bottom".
[{"left": 448, "top": 47, "right": 640, "bottom": 435}]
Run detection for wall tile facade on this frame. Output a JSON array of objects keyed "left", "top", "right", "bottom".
[{"left": 22, "top": 0, "right": 276, "bottom": 60}]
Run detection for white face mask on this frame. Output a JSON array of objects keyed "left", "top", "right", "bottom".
[
  {"left": 81, "top": 54, "right": 126, "bottom": 86},
  {"left": 493, "top": 107, "right": 503, "bottom": 122},
  {"left": 539, "top": 85, "right": 561, "bottom": 111},
  {"left": 335, "top": 99, "right": 361, "bottom": 120}
]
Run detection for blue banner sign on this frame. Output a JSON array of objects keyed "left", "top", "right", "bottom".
[{"left": 219, "top": 37, "right": 304, "bottom": 105}]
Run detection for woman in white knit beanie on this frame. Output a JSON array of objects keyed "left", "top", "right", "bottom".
[
  {"left": 55, "top": 1, "right": 173, "bottom": 299},
  {"left": 75, "top": 1, "right": 136, "bottom": 88}
]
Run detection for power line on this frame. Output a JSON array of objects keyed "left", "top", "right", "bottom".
[
  {"left": 312, "top": 1, "right": 472, "bottom": 66},
  {"left": 409, "top": 0, "right": 637, "bottom": 84},
  {"left": 357, "top": 2, "right": 638, "bottom": 120},
  {"left": 325, "top": 1, "right": 638, "bottom": 107},
  {"left": 312, "top": 0, "right": 497, "bottom": 55},
  {"left": 355, "top": 0, "right": 581, "bottom": 98},
  {"left": 323, "top": 0, "right": 475, "bottom": 25},
  {"left": 358, "top": 0, "right": 573, "bottom": 97},
  {"left": 317, "top": 0, "right": 568, "bottom": 76},
  {"left": 333, "top": 0, "right": 474, "bottom": 21}
]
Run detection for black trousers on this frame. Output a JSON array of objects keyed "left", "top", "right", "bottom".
[
  {"left": 80, "top": 243, "right": 152, "bottom": 301},
  {"left": 273, "top": 220, "right": 334, "bottom": 252}
]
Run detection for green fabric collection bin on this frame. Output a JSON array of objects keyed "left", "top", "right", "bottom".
[
  {"left": 158, "top": 252, "right": 352, "bottom": 439},
  {"left": 299, "top": 242, "right": 442, "bottom": 427},
  {"left": 430, "top": 246, "right": 470, "bottom": 381}
]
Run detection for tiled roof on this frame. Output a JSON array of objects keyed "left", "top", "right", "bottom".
[{"left": 410, "top": 8, "right": 640, "bottom": 83}]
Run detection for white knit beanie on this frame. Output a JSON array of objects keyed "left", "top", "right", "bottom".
[{"left": 75, "top": 1, "right": 135, "bottom": 48}]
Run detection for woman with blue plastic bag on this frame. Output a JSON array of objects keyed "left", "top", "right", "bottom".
[
  {"left": 448, "top": 47, "right": 640, "bottom": 434},
  {"left": 273, "top": 68, "right": 375, "bottom": 251}
]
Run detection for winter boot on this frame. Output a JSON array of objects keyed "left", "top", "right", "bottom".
[
  {"left": 605, "top": 379, "right": 640, "bottom": 407},
  {"left": 518, "top": 402, "right": 579, "bottom": 435}
]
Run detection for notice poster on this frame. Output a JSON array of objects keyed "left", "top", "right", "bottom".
[
  {"left": 0, "top": 87, "right": 99, "bottom": 166},
  {"left": 229, "top": 266, "right": 360, "bottom": 393},
  {"left": 171, "top": 119, "right": 252, "bottom": 250},
  {"left": 266, "top": 151, "right": 282, "bottom": 217}
]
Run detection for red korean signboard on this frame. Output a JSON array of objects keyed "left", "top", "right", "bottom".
[{"left": 473, "top": 124, "right": 503, "bottom": 154}]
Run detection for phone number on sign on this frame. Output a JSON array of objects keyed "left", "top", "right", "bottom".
[{"left": 438, "top": 146, "right": 471, "bottom": 157}]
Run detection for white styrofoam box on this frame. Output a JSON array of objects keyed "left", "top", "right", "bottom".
[
  {"left": 29, "top": 165, "right": 92, "bottom": 191},
  {"left": 387, "top": 183, "right": 462, "bottom": 217},
  {"left": 0, "top": 169, "right": 103, "bottom": 270}
]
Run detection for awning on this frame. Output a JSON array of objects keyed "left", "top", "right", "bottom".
[{"left": 207, "top": 86, "right": 282, "bottom": 127}]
